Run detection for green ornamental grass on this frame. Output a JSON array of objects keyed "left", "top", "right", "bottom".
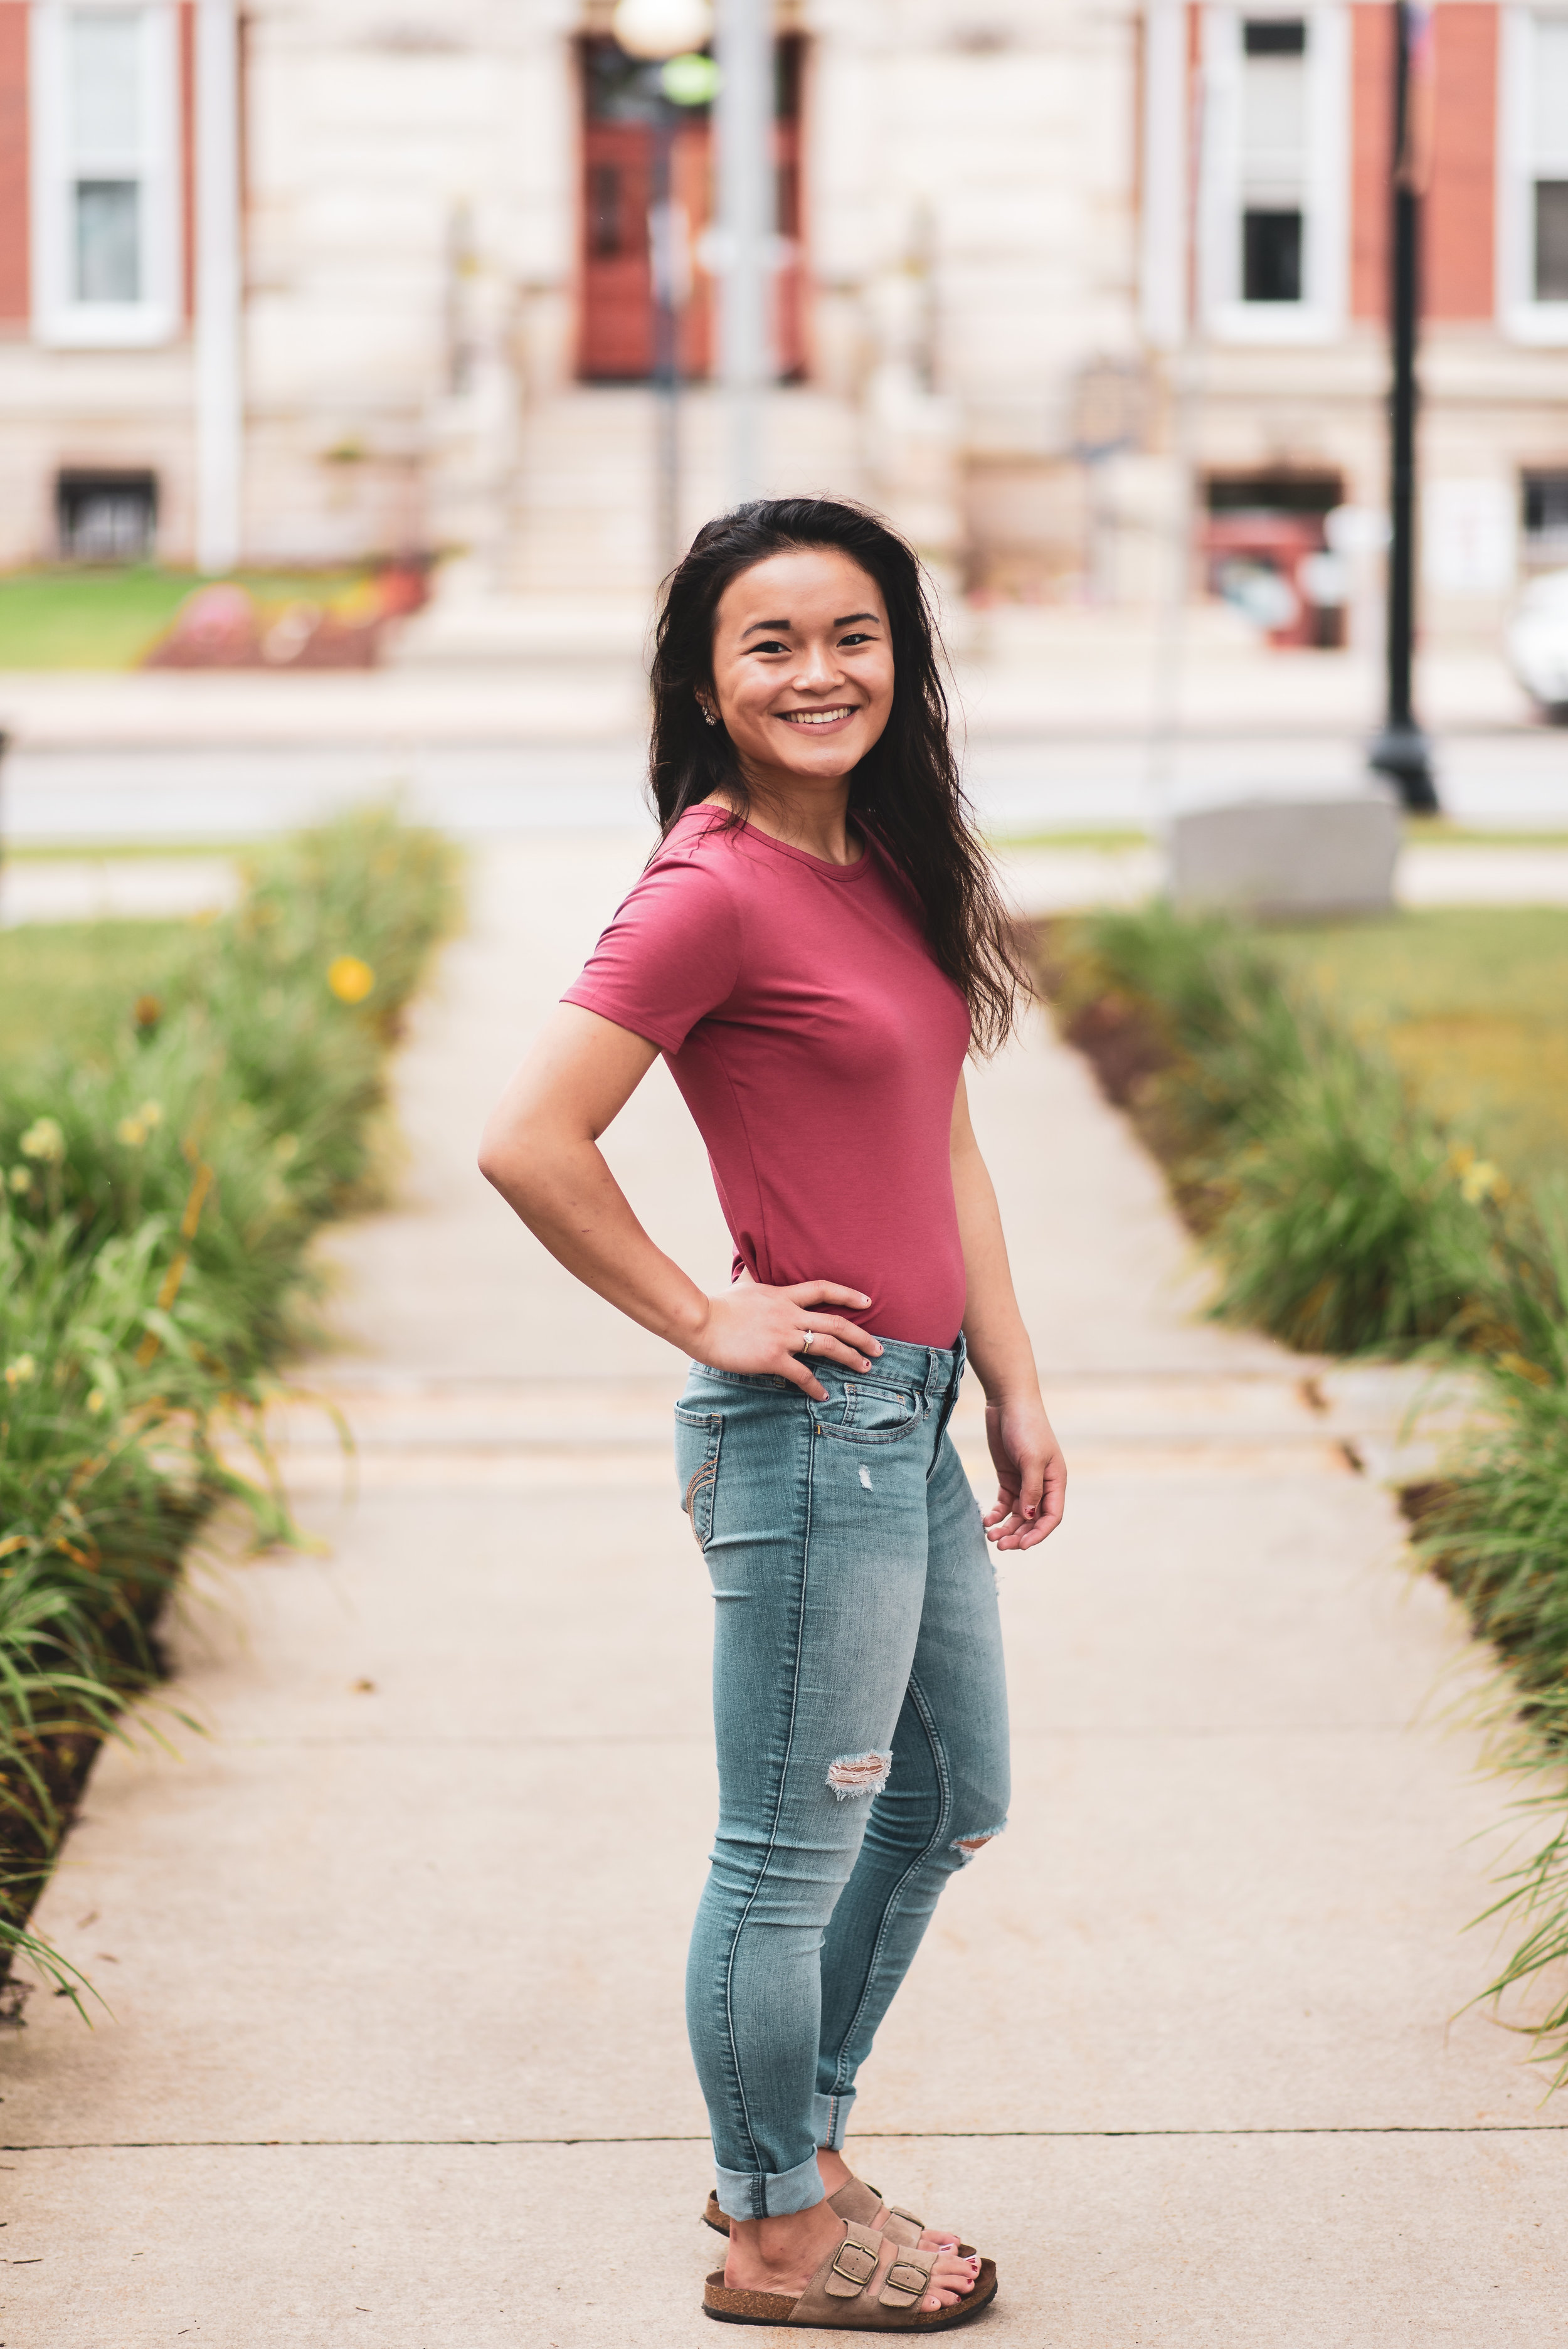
[
  {"left": 0, "top": 805, "right": 461, "bottom": 2000},
  {"left": 1039, "top": 903, "right": 1568, "bottom": 2088}
]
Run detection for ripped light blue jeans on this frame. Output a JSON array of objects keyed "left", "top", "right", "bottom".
[{"left": 675, "top": 1334, "right": 1010, "bottom": 2222}]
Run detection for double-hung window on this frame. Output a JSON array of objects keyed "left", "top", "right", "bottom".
[
  {"left": 1199, "top": 6, "right": 1349, "bottom": 341},
  {"left": 31, "top": 2, "right": 181, "bottom": 347},
  {"left": 1499, "top": 8, "right": 1568, "bottom": 341}
]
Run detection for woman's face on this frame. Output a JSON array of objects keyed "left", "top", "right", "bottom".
[{"left": 705, "top": 547, "right": 895, "bottom": 793}]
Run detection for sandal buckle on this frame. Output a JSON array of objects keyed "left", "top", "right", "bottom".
[
  {"left": 827, "top": 2232, "right": 879, "bottom": 2296},
  {"left": 881, "top": 2257, "right": 930, "bottom": 2308}
]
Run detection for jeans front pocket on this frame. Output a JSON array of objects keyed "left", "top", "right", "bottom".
[
  {"left": 817, "top": 1380, "right": 924, "bottom": 1445},
  {"left": 674, "top": 1405, "right": 723, "bottom": 1548}
]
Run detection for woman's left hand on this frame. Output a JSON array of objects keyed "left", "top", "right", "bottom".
[{"left": 982, "top": 1398, "right": 1067, "bottom": 1551}]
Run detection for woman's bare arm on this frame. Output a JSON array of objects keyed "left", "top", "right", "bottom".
[
  {"left": 951, "top": 1073, "right": 1067, "bottom": 1550},
  {"left": 478, "top": 1004, "right": 879, "bottom": 1399}
]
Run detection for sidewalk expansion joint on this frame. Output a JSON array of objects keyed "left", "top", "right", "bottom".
[{"left": 8, "top": 2124, "right": 1567, "bottom": 2152}]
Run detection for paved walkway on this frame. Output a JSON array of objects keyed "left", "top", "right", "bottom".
[
  {"left": 10, "top": 839, "right": 1568, "bottom": 933},
  {"left": 4, "top": 833, "right": 1563, "bottom": 2346},
  {"left": 6, "top": 622, "right": 1568, "bottom": 844}
]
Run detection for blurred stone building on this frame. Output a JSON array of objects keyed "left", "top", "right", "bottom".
[{"left": 0, "top": 0, "right": 1565, "bottom": 640}]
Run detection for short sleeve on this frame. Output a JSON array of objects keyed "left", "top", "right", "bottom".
[{"left": 561, "top": 843, "right": 743, "bottom": 1054}]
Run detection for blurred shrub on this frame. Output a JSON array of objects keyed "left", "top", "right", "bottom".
[
  {"left": 1039, "top": 903, "right": 1539, "bottom": 1357},
  {"left": 0, "top": 806, "right": 461, "bottom": 1999}
]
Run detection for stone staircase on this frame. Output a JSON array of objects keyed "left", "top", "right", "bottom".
[
  {"left": 392, "top": 381, "right": 868, "bottom": 665},
  {"left": 501, "top": 383, "right": 867, "bottom": 600}
]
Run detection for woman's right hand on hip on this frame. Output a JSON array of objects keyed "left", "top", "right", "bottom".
[{"left": 690, "top": 1280, "right": 882, "bottom": 1401}]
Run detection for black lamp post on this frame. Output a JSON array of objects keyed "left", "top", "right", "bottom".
[{"left": 1369, "top": 0, "right": 1441, "bottom": 812}]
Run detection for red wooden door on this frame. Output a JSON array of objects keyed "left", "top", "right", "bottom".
[
  {"left": 580, "top": 122, "right": 655, "bottom": 379},
  {"left": 671, "top": 121, "right": 715, "bottom": 378},
  {"left": 773, "top": 117, "right": 805, "bottom": 380},
  {"left": 576, "top": 36, "right": 803, "bottom": 384},
  {"left": 579, "top": 119, "right": 715, "bottom": 381}
]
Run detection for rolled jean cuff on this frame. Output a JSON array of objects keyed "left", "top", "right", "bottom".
[
  {"left": 715, "top": 2151, "right": 825, "bottom": 2222},
  {"left": 811, "top": 2087, "right": 856, "bottom": 2152}
]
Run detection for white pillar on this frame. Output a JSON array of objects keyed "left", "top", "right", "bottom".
[
  {"left": 715, "top": 0, "right": 772, "bottom": 504},
  {"left": 1140, "top": 0, "right": 1189, "bottom": 351},
  {"left": 194, "top": 0, "right": 242, "bottom": 573}
]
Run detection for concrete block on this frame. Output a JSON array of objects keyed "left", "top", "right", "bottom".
[{"left": 1169, "top": 795, "right": 1401, "bottom": 919}]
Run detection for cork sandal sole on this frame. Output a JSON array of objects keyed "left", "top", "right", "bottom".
[{"left": 703, "top": 2257, "right": 999, "bottom": 2330}]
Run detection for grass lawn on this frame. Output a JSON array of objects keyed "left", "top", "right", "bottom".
[
  {"left": 0, "top": 567, "right": 370, "bottom": 669},
  {"left": 0, "top": 917, "right": 205, "bottom": 1070},
  {"left": 1266, "top": 906, "right": 1568, "bottom": 1192}
]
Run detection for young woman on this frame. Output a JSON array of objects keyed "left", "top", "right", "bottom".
[{"left": 480, "top": 497, "right": 1066, "bottom": 2331}]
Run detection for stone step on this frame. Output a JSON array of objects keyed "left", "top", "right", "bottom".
[{"left": 497, "top": 384, "right": 867, "bottom": 597}]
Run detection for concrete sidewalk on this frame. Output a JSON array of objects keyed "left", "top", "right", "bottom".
[
  {"left": 9, "top": 838, "right": 1568, "bottom": 932},
  {"left": 0, "top": 627, "right": 1535, "bottom": 748},
  {"left": 3, "top": 832, "right": 1563, "bottom": 2346}
]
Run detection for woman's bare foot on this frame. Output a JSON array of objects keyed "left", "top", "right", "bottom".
[
  {"left": 816, "top": 2144, "right": 962, "bottom": 2254},
  {"left": 724, "top": 2200, "right": 980, "bottom": 2313}
]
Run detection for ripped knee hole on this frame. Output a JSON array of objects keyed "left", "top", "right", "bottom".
[
  {"left": 950, "top": 1822, "right": 1009, "bottom": 1864},
  {"left": 826, "top": 1749, "right": 893, "bottom": 1800}
]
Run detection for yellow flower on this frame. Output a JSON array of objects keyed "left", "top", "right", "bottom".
[
  {"left": 4, "top": 1355, "right": 36, "bottom": 1389},
  {"left": 115, "top": 1098, "right": 161, "bottom": 1147},
  {"left": 327, "top": 955, "right": 375, "bottom": 1004},
  {"left": 1459, "top": 1159, "right": 1506, "bottom": 1205},
  {"left": 19, "top": 1117, "right": 64, "bottom": 1162},
  {"left": 87, "top": 1387, "right": 108, "bottom": 1414},
  {"left": 8, "top": 1167, "right": 31, "bottom": 1194}
]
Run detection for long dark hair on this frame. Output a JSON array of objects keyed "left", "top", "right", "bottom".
[{"left": 648, "top": 496, "right": 1029, "bottom": 1054}]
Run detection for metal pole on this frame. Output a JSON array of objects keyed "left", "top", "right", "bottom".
[
  {"left": 650, "top": 102, "right": 682, "bottom": 575},
  {"left": 716, "top": 0, "right": 771, "bottom": 505},
  {"left": 1146, "top": 1, "right": 1203, "bottom": 839},
  {"left": 194, "top": 0, "right": 243, "bottom": 575},
  {"left": 1369, "top": 0, "right": 1439, "bottom": 812}
]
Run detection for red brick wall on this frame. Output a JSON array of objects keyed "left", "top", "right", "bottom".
[
  {"left": 1353, "top": 2, "right": 1496, "bottom": 323},
  {"left": 1351, "top": 3, "right": 1393, "bottom": 320},
  {"left": 1428, "top": 3, "right": 1496, "bottom": 318},
  {"left": 0, "top": 2, "right": 28, "bottom": 324}
]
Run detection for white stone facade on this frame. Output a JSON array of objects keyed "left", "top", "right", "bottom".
[{"left": 1, "top": 0, "right": 1565, "bottom": 634}]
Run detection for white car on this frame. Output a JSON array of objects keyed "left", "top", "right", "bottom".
[{"left": 1508, "top": 568, "right": 1568, "bottom": 721}]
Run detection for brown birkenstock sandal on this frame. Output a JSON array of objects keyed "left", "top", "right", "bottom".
[
  {"left": 703, "top": 2217, "right": 998, "bottom": 2330},
  {"left": 704, "top": 2176, "right": 974, "bottom": 2256}
]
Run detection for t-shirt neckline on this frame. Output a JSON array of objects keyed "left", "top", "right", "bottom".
[{"left": 681, "top": 805, "right": 877, "bottom": 883}]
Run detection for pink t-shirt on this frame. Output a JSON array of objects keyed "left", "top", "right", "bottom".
[{"left": 562, "top": 809, "right": 972, "bottom": 1345}]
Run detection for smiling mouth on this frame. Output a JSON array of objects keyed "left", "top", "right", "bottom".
[{"left": 777, "top": 706, "right": 857, "bottom": 726}]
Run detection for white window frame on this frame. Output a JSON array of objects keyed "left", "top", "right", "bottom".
[
  {"left": 1497, "top": 5, "right": 1568, "bottom": 345},
  {"left": 1198, "top": 3, "right": 1350, "bottom": 344},
  {"left": 30, "top": 0, "right": 182, "bottom": 349}
]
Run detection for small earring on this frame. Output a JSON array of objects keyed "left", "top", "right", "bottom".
[{"left": 700, "top": 702, "right": 718, "bottom": 727}]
